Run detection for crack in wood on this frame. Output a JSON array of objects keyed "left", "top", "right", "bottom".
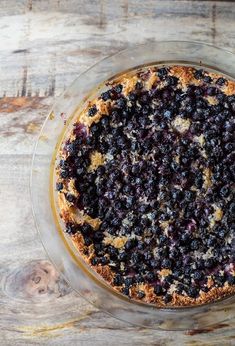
[
  {"left": 13, "top": 49, "right": 29, "bottom": 54},
  {"left": 48, "top": 75, "right": 56, "bottom": 97},
  {"left": 212, "top": 3, "right": 217, "bottom": 45},
  {"left": 21, "top": 66, "right": 28, "bottom": 97},
  {"left": 17, "top": 313, "right": 94, "bottom": 338},
  {"left": 122, "top": 0, "right": 129, "bottom": 21},
  {"left": 99, "top": 0, "right": 106, "bottom": 29},
  {"left": 185, "top": 323, "right": 229, "bottom": 336},
  {"left": 28, "top": 0, "right": 33, "bottom": 11}
]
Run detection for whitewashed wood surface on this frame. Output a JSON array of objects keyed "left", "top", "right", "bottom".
[{"left": 0, "top": 1, "right": 235, "bottom": 345}]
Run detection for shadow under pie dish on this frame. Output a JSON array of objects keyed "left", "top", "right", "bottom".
[{"left": 56, "top": 64, "right": 235, "bottom": 308}]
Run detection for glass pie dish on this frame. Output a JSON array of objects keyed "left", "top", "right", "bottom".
[{"left": 30, "top": 41, "right": 235, "bottom": 330}]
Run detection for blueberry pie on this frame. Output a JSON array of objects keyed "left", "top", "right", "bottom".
[{"left": 56, "top": 65, "right": 235, "bottom": 307}]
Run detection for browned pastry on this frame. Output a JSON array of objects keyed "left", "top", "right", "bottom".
[{"left": 55, "top": 65, "right": 235, "bottom": 307}]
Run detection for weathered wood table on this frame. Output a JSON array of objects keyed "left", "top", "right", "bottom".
[{"left": 1, "top": 1, "right": 235, "bottom": 344}]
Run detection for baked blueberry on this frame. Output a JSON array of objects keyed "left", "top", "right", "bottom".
[
  {"left": 227, "top": 275, "right": 235, "bottom": 285},
  {"left": 114, "top": 84, "right": 123, "bottom": 94},
  {"left": 157, "top": 67, "right": 168, "bottom": 79},
  {"left": 190, "top": 239, "right": 201, "bottom": 251},
  {"left": 65, "top": 222, "right": 77, "bottom": 235},
  {"left": 162, "top": 259, "right": 172, "bottom": 269},
  {"left": 216, "top": 77, "right": 226, "bottom": 86},
  {"left": 164, "top": 294, "right": 172, "bottom": 303},
  {"left": 101, "top": 90, "right": 111, "bottom": 101},
  {"left": 187, "top": 287, "right": 199, "bottom": 298},
  {"left": 122, "top": 287, "right": 130, "bottom": 296},
  {"left": 56, "top": 182, "right": 63, "bottom": 191},
  {"left": 137, "top": 291, "right": 145, "bottom": 299},
  {"left": 154, "top": 285, "right": 164, "bottom": 295},
  {"left": 88, "top": 105, "right": 97, "bottom": 117}
]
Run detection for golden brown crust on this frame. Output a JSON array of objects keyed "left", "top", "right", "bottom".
[
  {"left": 67, "top": 220, "right": 235, "bottom": 307},
  {"left": 56, "top": 65, "right": 235, "bottom": 307}
]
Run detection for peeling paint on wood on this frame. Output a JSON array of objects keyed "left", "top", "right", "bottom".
[{"left": 0, "top": 97, "right": 46, "bottom": 113}]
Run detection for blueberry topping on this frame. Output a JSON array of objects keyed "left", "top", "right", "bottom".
[
  {"left": 229, "top": 203, "right": 235, "bottom": 215},
  {"left": 164, "top": 294, "right": 172, "bottom": 303},
  {"left": 119, "top": 251, "right": 127, "bottom": 262},
  {"left": 114, "top": 84, "right": 123, "bottom": 94},
  {"left": 162, "top": 259, "right": 172, "bottom": 269},
  {"left": 216, "top": 77, "right": 226, "bottom": 86},
  {"left": 60, "top": 170, "right": 69, "bottom": 179},
  {"left": 65, "top": 222, "right": 77, "bottom": 235},
  {"left": 88, "top": 105, "right": 97, "bottom": 117},
  {"left": 113, "top": 274, "right": 123, "bottom": 286},
  {"left": 166, "top": 76, "right": 178, "bottom": 86},
  {"left": 135, "top": 81, "right": 143, "bottom": 90},
  {"left": 122, "top": 287, "right": 130, "bottom": 296},
  {"left": 204, "top": 75, "right": 212, "bottom": 83},
  {"left": 58, "top": 66, "right": 234, "bottom": 305},
  {"left": 137, "top": 291, "right": 145, "bottom": 299},
  {"left": 193, "top": 271, "right": 203, "bottom": 281},
  {"left": 101, "top": 90, "right": 111, "bottom": 101},
  {"left": 84, "top": 236, "right": 92, "bottom": 246},
  {"left": 190, "top": 239, "right": 201, "bottom": 251},
  {"left": 116, "top": 97, "right": 126, "bottom": 109},
  {"left": 204, "top": 258, "right": 214, "bottom": 269},
  {"left": 194, "top": 69, "right": 204, "bottom": 80},
  {"left": 157, "top": 67, "right": 168, "bottom": 79},
  {"left": 227, "top": 275, "right": 235, "bottom": 285},
  {"left": 154, "top": 285, "right": 164, "bottom": 295},
  {"left": 187, "top": 287, "right": 199, "bottom": 298},
  {"left": 91, "top": 257, "right": 99, "bottom": 265},
  {"left": 56, "top": 182, "right": 63, "bottom": 191}
]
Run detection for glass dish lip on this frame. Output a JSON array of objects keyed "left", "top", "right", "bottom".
[{"left": 30, "top": 40, "right": 235, "bottom": 327}]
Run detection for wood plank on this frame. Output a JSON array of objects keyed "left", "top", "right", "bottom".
[
  {"left": 0, "top": 1, "right": 235, "bottom": 344},
  {"left": 0, "top": 1, "right": 234, "bottom": 98}
]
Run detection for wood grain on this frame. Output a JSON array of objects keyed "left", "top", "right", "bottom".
[
  {"left": 0, "top": 1, "right": 235, "bottom": 345},
  {"left": 0, "top": 1, "right": 235, "bottom": 98}
]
